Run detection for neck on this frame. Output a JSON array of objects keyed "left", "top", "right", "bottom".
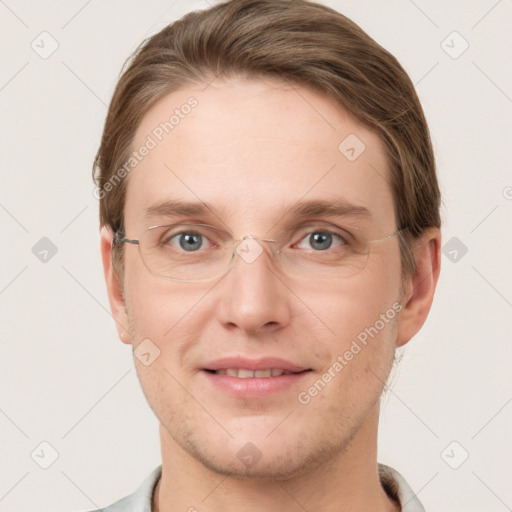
[{"left": 153, "top": 405, "right": 398, "bottom": 512}]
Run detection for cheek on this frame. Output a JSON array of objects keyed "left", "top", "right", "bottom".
[
  {"left": 123, "top": 260, "right": 212, "bottom": 373},
  {"left": 305, "top": 269, "right": 401, "bottom": 339},
  {"left": 126, "top": 281, "right": 202, "bottom": 341},
  {"left": 301, "top": 272, "right": 401, "bottom": 388},
  {"left": 123, "top": 251, "right": 184, "bottom": 335},
  {"left": 306, "top": 306, "right": 397, "bottom": 418}
]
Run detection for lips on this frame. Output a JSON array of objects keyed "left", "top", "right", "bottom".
[
  {"left": 202, "top": 356, "right": 310, "bottom": 375},
  {"left": 211, "top": 368, "right": 296, "bottom": 378},
  {"left": 201, "top": 357, "right": 311, "bottom": 398}
]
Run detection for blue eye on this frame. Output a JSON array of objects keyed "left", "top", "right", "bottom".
[
  {"left": 170, "top": 232, "right": 206, "bottom": 251},
  {"left": 297, "top": 231, "right": 345, "bottom": 251}
]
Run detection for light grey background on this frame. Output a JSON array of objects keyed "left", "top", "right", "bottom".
[{"left": 1, "top": 1, "right": 511, "bottom": 511}]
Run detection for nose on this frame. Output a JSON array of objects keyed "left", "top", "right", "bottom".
[{"left": 215, "top": 238, "right": 292, "bottom": 335}]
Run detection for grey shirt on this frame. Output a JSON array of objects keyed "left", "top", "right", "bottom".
[{"left": 86, "top": 464, "right": 424, "bottom": 511}]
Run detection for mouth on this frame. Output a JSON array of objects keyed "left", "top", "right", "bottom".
[
  {"left": 201, "top": 357, "right": 312, "bottom": 397},
  {"left": 204, "top": 368, "right": 307, "bottom": 378}
]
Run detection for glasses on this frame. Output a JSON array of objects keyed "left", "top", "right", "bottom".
[{"left": 113, "top": 222, "right": 405, "bottom": 282}]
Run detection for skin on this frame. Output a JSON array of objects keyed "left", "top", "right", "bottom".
[{"left": 101, "top": 76, "right": 440, "bottom": 511}]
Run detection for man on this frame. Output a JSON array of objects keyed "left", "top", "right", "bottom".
[{"left": 92, "top": 0, "right": 441, "bottom": 510}]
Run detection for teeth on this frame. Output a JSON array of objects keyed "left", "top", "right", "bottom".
[
  {"left": 212, "top": 368, "right": 293, "bottom": 378},
  {"left": 255, "top": 369, "right": 272, "bottom": 378}
]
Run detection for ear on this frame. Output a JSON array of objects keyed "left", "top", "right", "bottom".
[
  {"left": 100, "top": 226, "right": 131, "bottom": 345},
  {"left": 396, "top": 228, "right": 441, "bottom": 347}
]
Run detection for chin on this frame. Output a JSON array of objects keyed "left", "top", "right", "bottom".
[{"left": 173, "top": 418, "right": 351, "bottom": 482}]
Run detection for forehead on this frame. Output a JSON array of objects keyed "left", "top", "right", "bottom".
[{"left": 126, "top": 77, "right": 395, "bottom": 231}]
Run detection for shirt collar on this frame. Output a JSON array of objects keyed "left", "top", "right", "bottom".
[
  {"left": 101, "top": 463, "right": 424, "bottom": 512},
  {"left": 379, "top": 464, "right": 426, "bottom": 512}
]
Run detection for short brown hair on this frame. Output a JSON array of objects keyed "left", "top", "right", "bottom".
[{"left": 93, "top": 0, "right": 441, "bottom": 276}]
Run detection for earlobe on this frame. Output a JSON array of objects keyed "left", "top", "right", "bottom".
[
  {"left": 396, "top": 228, "right": 441, "bottom": 347},
  {"left": 100, "top": 226, "right": 131, "bottom": 345}
]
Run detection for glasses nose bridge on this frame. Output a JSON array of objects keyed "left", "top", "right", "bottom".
[
  {"left": 239, "top": 234, "right": 277, "bottom": 243},
  {"left": 230, "top": 234, "right": 280, "bottom": 267}
]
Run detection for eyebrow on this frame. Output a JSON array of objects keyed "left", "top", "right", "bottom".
[
  {"left": 285, "top": 199, "right": 371, "bottom": 220},
  {"left": 144, "top": 200, "right": 213, "bottom": 220},
  {"left": 143, "top": 198, "right": 371, "bottom": 223}
]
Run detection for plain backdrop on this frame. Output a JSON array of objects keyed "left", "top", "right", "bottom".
[{"left": 1, "top": 1, "right": 511, "bottom": 511}]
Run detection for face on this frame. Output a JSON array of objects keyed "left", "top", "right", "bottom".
[{"left": 105, "top": 77, "right": 409, "bottom": 479}]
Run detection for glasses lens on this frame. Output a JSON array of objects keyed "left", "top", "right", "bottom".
[
  {"left": 277, "top": 228, "right": 371, "bottom": 279},
  {"left": 139, "top": 224, "right": 231, "bottom": 281}
]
